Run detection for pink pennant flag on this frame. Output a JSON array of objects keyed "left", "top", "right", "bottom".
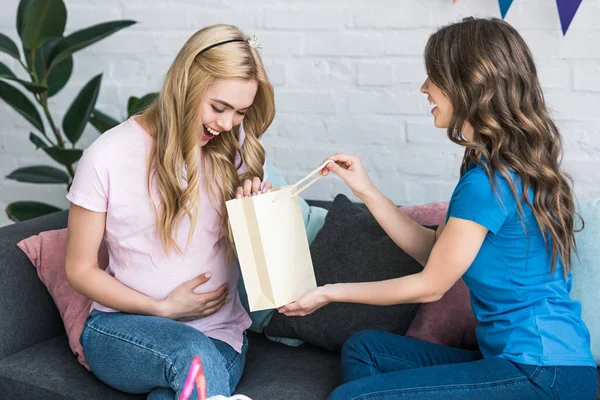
[{"left": 556, "top": 0, "right": 583, "bottom": 35}]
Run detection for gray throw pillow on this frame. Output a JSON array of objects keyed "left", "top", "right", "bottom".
[{"left": 265, "top": 194, "right": 426, "bottom": 351}]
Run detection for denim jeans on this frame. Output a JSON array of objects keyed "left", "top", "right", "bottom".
[
  {"left": 81, "top": 310, "right": 248, "bottom": 399},
  {"left": 329, "top": 330, "right": 598, "bottom": 400}
]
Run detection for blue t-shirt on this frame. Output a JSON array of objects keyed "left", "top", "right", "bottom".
[{"left": 447, "top": 163, "right": 594, "bottom": 366}]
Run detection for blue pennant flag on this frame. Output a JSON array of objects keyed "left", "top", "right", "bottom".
[
  {"left": 556, "top": 0, "right": 583, "bottom": 35},
  {"left": 498, "top": 0, "right": 514, "bottom": 19}
]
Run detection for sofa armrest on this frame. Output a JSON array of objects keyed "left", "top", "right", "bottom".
[{"left": 0, "top": 211, "right": 69, "bottom": 360}]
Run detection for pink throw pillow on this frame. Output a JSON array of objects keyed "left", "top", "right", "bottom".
[
  {"left": 400, "top": 201, "right": 479, "bottom": 350},
  {"left": 399, "top": 201, "right": 449, "bottom": 226},
  {"left": 405, "top": 278, "right": 479, "bottom": 349},
  {"left": 17, "top": 229, "right": 108, "bottom": 370}
]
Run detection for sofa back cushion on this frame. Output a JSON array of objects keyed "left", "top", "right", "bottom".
[{"left": 0, "top": 211, "right": 68, "bottom": 360}]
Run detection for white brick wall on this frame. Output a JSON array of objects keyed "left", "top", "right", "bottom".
[{"left": 1, "top": 0, "right": 600, "bottom": 227}]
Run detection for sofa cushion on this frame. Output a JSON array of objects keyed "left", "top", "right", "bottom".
[
  {"left": 303, "top": 199, "right": 479, "bottom": 351},
  {"left": 0, "top": 335, "right": 143, "bottom": 400},
  {"left": 0, "top": 210, "right": 68, "bottom": 242},
  {"left": 237, "top": 332, "right": 340, "bottom": 399},
  {"left": 570, "top": 198, "right": 600, "bottom": 366},
  {"left": 265, "top": 194, "right": 422, "bottom": 351},
  {"left": 17, "top": 229, "right": 109, "bottom": 370},
  {"left": 399, "top": 201, "right": 449, "bottom": 225},
  {"left": 399, "top": 202, "right": 479, "bottom": 350},
  {"left": 0, "top": 332, "right": 340, "bottom": 400},
  {"left": 0, "top": 211, "right": 68, "bottom": 361},
  {"left": 405, "top": 278, "right": 479, "bottom": 350}
]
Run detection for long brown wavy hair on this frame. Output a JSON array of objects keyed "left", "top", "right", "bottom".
[
  {"left": 425, "top": 17, "right": 581, "bottom": 277},
  {"left": 142, "top": 24, "right": 275, "bottom": 256}
]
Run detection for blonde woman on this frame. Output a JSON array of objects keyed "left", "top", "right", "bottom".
[{"left": 64, "top": 25, "right": 274, "bottom": 399}]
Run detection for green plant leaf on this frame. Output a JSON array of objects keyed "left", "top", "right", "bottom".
[
  {"left": 7, "top": 165, "right": 69, "bottom": 184},
  {"left": 48, "top": 20, "right": 136, "bottom": 71},
  {"left": 43, "top": 147, "right": 83, "bottom": 166},
  {"left": 0, "top": 60, "right": 47, "bottom": 94},
  {"left": 6, "top": 201, "right": 62, "bottom": 222},
  {"left": 0, "top": 80, "right": 44, "bottom": 133},
  {"left": 46, "top": 53, "right": 72, "bottom": 97},
  {"left": 26, "top": 38, "right": 73, "bottom": 97},
  {"left": 23, "top": 45, "right": 33, "bottom": 72},
  {"left": 17, "top": 0, "right": 33, "bottom": 37},
  {"left": 0, "top": 75, "right": 47, "bottom": 94},
  {"left": 127, "top": 96, "right": 139, "bottom": 117},
  {"left": 128, "top": 92, "right": 158, "bottom": 117},
  {"left": 19, "top": 0, "right": 67, "bottom": 49},
  {"left": 90, "top": 108, "right": 120, "bottom": 133},
  {"left": 0, "top": 61, "right": 17, "bottom": 77},
  {"left": 29, "top": 131, "right": 49, "bottom": 148},
  {"left": 0, "top": 33, "right": 20, "bottom": 59},
  {"left": 62, "top": 74, "right": 102, "bottom": 145}
]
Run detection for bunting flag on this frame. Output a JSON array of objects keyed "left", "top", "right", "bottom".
[
  {"left": 556, "top": 0, "right": 583, "bottom": 35},
  {"left": 452, "top": 0, "right": 583, "bottom": 35},
  {"left": 498, "top": 0, "right": 514, "bottom": 19}
]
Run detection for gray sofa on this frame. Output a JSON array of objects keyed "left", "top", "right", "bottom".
[
  {"left": 0, "top": 202, "right": 340, "bottom": 400},
  {"left": 1, "top": 205, "right": 598, "bottom": 400}
]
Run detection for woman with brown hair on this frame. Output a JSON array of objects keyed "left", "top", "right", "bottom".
[{"left": 280, "top": 17, "right": 598, "bottom": 399}]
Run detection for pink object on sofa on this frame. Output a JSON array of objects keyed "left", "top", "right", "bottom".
[
  {"left": 399, "top": 201, "right": 449, "bottom": 226},
  {"left": 400, "top": 201, "right": 479, "bottom": 350},
  {"left": 405, "top": 278, "right": 479, "bottom": 349},
  {"left": 17, "top": 229, "right": 108, "bottom": 369}
]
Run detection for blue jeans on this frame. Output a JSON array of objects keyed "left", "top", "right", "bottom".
[
  {"left": 81, "top": 310, "right": 248, "bottom": 399},
  {"left": 329, "top": 330, "right": 598, "bottom": 400}
]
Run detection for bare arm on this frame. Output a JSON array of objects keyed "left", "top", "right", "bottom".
[
  {"left": 321, "top": 153, "right": 447, "bottom": 266},
  {"left": 65, "top": 204, "right": 165, "bottom": 316},
  {"left": 327, "top": 217, "right": 485, "bottom": 304},
  {"left": 279, "top": 217, "right": 486, "bottom": 316},
  {"left": 362, "top": 189, "right": 443, "bottom": 266}
]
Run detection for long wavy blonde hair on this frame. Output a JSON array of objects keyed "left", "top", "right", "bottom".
[
  {"left": 425, "top": 17, "right": 581, "bottom": 277},
  {"left": 142, "top": 24, "right": 275, "bottom": 256}
]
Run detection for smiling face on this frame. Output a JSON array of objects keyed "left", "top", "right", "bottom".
[
  {"left": 198, "top": 78, "right": 259, "bottom": 145},
  {"left": 420, "top": 76, "right": 454, "bottom": 129}
]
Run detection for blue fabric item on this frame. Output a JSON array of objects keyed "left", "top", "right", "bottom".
[
  {"left": 329, "top": 329, "right": 598, "bottom": 399},
  {"left": 570, "top": 199, "right": 600, "bottom": 366},
  {"left": 236, "top": 161, "right": 327, "bottom": 347},
  {"left": 80, "top": 310, "right": 248, "bottom": 398},
  {"left": 447, "top": 163, "right": 595, "bottom": 367}
]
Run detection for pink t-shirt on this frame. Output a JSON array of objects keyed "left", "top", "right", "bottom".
[{"left": 66, "top": 116, "right": 255, "bottom": 352}]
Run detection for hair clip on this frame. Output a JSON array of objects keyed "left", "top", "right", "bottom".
[{"left": 247, "top": 35, "right": 262, "bottom": 49}]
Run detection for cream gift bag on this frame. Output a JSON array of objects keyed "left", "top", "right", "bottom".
[{"left": 226, "top": 161, "right": 332, "bottom": 312}]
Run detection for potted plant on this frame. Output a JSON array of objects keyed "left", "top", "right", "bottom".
[{"left": 0, "top": 0, "right": 136, "bottom": 221}]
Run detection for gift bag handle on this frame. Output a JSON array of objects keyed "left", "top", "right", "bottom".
[
  {"left": 291, "top": 160, "right": 334, "bottom": 197},
  {"left": 273, "top": 160, "right": 333, "bottom": 203}
]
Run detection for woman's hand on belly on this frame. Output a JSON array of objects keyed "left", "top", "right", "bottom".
[{"left": 156, "top": 273, "right": 229, "bottom": 321}]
